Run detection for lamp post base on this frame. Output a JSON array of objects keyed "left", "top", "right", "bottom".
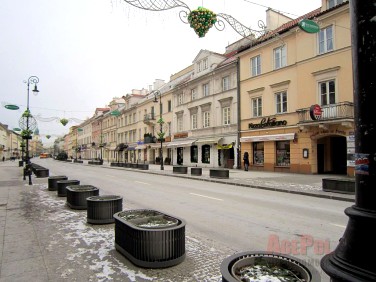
[{"left": 320, "top": 206, "right": 376, "bottom": 281}]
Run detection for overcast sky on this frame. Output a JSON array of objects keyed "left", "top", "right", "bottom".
[{"left": 0, "top": 0, "right": 321, "bottom": 145}]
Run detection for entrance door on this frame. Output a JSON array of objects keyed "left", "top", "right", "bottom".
[
  {"left": 177, "top": 147, "right": 183, "bottom": 165},
  {"left": 331, "top": 136, "right": 347, "bottom": 174},
  {"left": 317, "top": 144, "right": 325, "bottom": 174}
]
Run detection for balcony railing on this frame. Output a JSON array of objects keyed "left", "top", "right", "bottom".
[
  {"left": 296, "top": 101, "right": 354, "bottom": 123},
  {"left": 143, "top": 113, "right": 156, "bottom": 124}
]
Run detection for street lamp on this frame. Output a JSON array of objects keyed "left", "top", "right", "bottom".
[
  {"left": 153, "top": 90, "right": 164, "bottom": 170},
  {"left": 23, "top": 76, "right": 39, "bottom": 185}
]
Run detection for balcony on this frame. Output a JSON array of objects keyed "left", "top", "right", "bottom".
[
  {"left": 143, "top": 113, "right": 156, "bottom": 125},
  {"left": 296, "top": 102, "right": 354, "bottom": 128}
]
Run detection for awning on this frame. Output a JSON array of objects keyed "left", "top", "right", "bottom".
[
  {"left": 115, "top": 143, "right": 127, "bottom": 151},
  {"left": 166, "top": 139, "right": 197, "bottom": 148},
  {"left": 135, "top": 145, "right": 147, "bottom": 150},
  {"left": 240, "top": 133, "right": 296, "bottom": 142},
  {"left": 195, "top": 137, "right": 222, "bottom": 144}
]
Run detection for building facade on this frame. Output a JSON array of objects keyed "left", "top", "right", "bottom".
[{"left": 237, "top": 1, "right": 353, "bottom": 175}]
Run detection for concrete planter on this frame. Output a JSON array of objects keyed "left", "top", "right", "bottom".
[
  {"left": 88, "top": 160, "right": 103, "bottom": 165},
  {"left": 86, "top": 195, "right": 123, "bottom": 224},
  {"left": 221, "top": 251, "right": 320, "bottom": 282},
  {"left": 210, "top": 169, "right": 229, "bottom": 179},
  {"left": 173, "top": 166, "right": 188, "bottom": 174},
  {"left": 48, "top": 176, "right": 68, "bottom": 191},
  {"left": 35, "top": 168, "right": 49, "bottom": 178},
  {"left": 191, "top": 167, "right": 202, "bottom": 176},
  {"left": 66, "top": 185, "right": 100, "bottom": 210},
  {"left": 322, "top": 178, "right": 355, "bottom": 194},
  {"left": 137, "top": 164, "right": 149, "bottom": 170},
  {"left": 57, "top": 180, "right": 80, "bottom": 197},
  {"left": 113, "top": 209, "right": 186, "bottom": 268}
]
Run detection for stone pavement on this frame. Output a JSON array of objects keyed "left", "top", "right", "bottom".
[{"left": 0, "top": 160, "right": 354, "bottom": 281}]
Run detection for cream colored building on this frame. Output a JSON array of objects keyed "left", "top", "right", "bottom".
[{"left": 237, "top": 1, "right": 353, "bottom": 175}]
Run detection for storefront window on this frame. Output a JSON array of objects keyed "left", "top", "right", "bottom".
[
  {"left": 253, "top": 142, "right": 264, "bottom": 165},
  {"left": 191, "top": 145, "right": 198, "bottom": 163},
  {"left": 202, "top": 145, "right": 210, "bottom": 164},
  {"left": 276, "top": 141, "right": 290, "bottom": 166}
]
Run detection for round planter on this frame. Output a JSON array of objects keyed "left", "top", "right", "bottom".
[
  {"left": 66, "top": 185, "right": 100, "bottom": 210},
  {"left": 48, "top": 176, "right": 68, "bottom": 191},
  {"left": 56, "top": 180, "right": 80, "bottom": 197},
  {"left": 113, "top": 209, "right": 186, "bottom": 268},
  {"left": 86, "top": 195, "right": 123, "bottom": 224},
  {"left": 221, "top": 251, "right": 320, "bottom": 282}
]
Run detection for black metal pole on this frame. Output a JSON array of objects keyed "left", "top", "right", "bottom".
[
  {"left": 26, "top": 78, "right": 32, "bottom": 185},
  {"left": 320, "top": 1, "right": 376, "bottom": 281},
  {"left": 159, "top": 95, "right": 164, "bottom": 171}
]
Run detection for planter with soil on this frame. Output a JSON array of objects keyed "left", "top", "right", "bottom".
[
  {"left": 48, "top": 175, "right": 68, "bottom": 191},
  {"left": 221, "top": 251, "right": 320, "bottom": 282},
  {"left": 56, "top": 179, "right": 80, "bottom": 197},
  {"left": 66, "top": 185, "right": 100, "bottom": 209},
  {"left": 113, "top": 209, "right": 186, "bottom": 268}
]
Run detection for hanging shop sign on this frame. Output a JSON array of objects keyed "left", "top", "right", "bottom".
[
  {"left": 249, "top": 117, "right": 287, "bottom": 129},
  {"left": 217, "top": 144, "right": 233, "bottom": 149},
  {"left": 4, "top": 104, "right": 19, "bottom": 110},
  {"left": 298, "top": 19, "right": 320, "bottom": 33},
  {"left": 310, "top": 104, "right": 322, "bottom": 120}
]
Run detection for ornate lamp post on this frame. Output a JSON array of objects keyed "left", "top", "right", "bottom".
[
  {"left": 320, "top": 1, "right": 376, "bottom": 281},
  {"left": 153, "top": 90, "right": 164, "bottom": 170},
  {"left": 22, "top": 76, "right": 39, "bottom": 185}
]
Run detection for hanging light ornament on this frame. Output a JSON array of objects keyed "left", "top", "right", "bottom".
[
  {"left": 60, "top": 118, "right": 69, "bottom": 126},
  {"left": 46, "top": 135, "right": 51, "bottom": 139},
  {"left": 188, "top": 7, "right": 217, "bottom": 38}
]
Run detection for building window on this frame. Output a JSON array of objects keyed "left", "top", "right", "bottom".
[
  {"left": 319, "top": 25, "right": 333, "bottom": 54},
  {"left": 177, "top": 116, "right": 183, "bottom": 132},
  {"left": 276, "top": 141, "right": 290, "bottom": 166},
  {"left": 191, "top": 113, "right": 198, "bottom": 129},
  {"left": 197, "top": 62, "right": 202, "bottom": 72},
  {"left": 203, "top": 111, "right": 210, "bottom": 128},
  {"left": 203, "top": 83, "right": 209, "bottom": 97},
  {"left": 191, "top": 88, "right": 197, "bottom": 100},
  {"left": 203, "top": 58, "right": 208, "bottom": 70},
  {"left": 274, "top": 45, "right": 286, "bottom": 70},
  {"left": 275, "top": 91, "right": 287, "bottom": 114},
  {"left": 251, "top": 55, "right": 261, "bottom": 76},
  {"left": 168, "top": 100, "right": 172, "bottom": 112},
  {"left": 177, "top": 93, "right": 184, "bottom": 105},
  {"left": 223, "top": 107, "right": 230, "bottom": 125},
  {"left": 328, "top": 0, "right": 343, "bottom": 9},
  {"left": 253, "top": 142, "right": 264, "bottom": 165},
  {"left": 222, "top": 76, "right": 230, "bottom": 91},
  {"left": 320, "top": 79, "right": 336, "bottom": 105},
  {"left": 252, "top": 97, "right": 262, "bottom": 117},
  {"left": 191, "top": 145, "right": 198, "bottom": 163},
  {"left": 202, "top": 144, "right": 210, "bottom": 164}
]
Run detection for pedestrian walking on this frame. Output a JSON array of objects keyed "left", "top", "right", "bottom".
[
  {"left": 243, "top": 152, "right": 249, "bottom": 171},
  {"left": 2, "top": 156, "right": 5, "bottom": 162}
]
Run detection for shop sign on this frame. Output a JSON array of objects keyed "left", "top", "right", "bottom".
[
  {"left": 310, "top": 104, "right": 322, "bottom": 120},
  {"left": 174, "top": 132, "right": 188, "bottom": 139},
  {"left": 249, "top": 117, "right": 287, "bottom": 129},
  {"left": 298, "top": 19, "right": 320, "bottom": 33}
]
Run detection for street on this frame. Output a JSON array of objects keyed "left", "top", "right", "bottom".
[{"left": 27, "top": 159, "right": 350, "bottom": 281}]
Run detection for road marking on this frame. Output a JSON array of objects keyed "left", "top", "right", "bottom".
[
  {"left": 330, "top": 223, "right": 346, "bottom": 228},
  {"left": 105, "top": 175, "right": 116, "bottom": 178},
  {"left": 135, "top": 181, "right": 151, "bottom": 185},
  {"left": 189, "top": 193, "right": 223, "bottom": 201}
]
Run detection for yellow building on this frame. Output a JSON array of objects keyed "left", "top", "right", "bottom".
[{"left": 237, "top": 1, "right": 353, "bottom": 175}]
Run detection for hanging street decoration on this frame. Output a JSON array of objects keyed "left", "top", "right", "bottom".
[
  {"left": 121, "top": 0, "right": 267, "bottom": 41},
  {"left": 46, "top": 135, "right": 51, "bottom": 139},
  {"left": 4, "top": 104, "right": 19, "bottom": 110},
  {"left": 188, "top": 7, "right": 217, "bottom": 38},
  {"left": 13, "top": 128, "right": 21, "bottom": 131},
  {"left": 60, "top": 118, "right": 69, "bottom": 126}
]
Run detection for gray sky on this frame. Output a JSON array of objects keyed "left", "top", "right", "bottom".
[{"left": 0, "top": 0, "right": 320, "bottom": 145}]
